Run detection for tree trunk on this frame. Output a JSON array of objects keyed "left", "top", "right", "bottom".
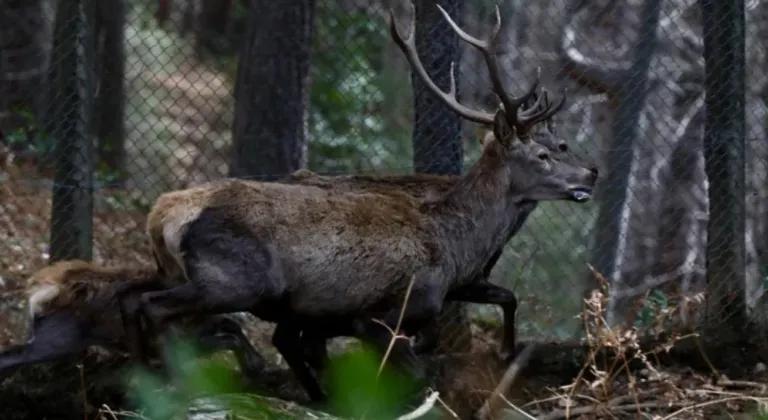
[
  {"left": 94, "top": 0, "right": 126, "bottom": 183},
  {"left": 410, "top": 0, "right": 471, "bottom": 353},
  {"left": 411, "top": 0, "right": 463, "bottom": 175},
  {"left": 229, "top": 0, "right": 314, "bottom": 180},
  {"left": 742, "top": 1, "right": 768, "bottom": 325},
  {"left": 0, "top": 0, "right": 49, "bottom": 156},
  {"left": 47, "top": 0, "right": 95, "bottom": 262},
  {"left": 701, "top": 0, "right": 747, "bottom": 340}
]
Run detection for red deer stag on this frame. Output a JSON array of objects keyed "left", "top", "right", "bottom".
[
  {"left": 279, "top": 89, "right": 578, "bottom": 373},
  {"left": 124, "top": 2, "right": 598, "bottom": 402},
  {"left": 0, "top": 260, "right": 264, "bottom": 381}
]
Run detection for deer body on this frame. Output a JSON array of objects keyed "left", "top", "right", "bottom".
[
  {"left": 128, "top": 2, "right": 599, "bottom": 404},
  {"left": 282, "top": 168, "right": 539, "bottom": 351},
  {"left": 279, "top": 94, "right": 572, "bottom": 361},
  {"left": 150, "top": 163, "right": 523, "bottom": 313}
]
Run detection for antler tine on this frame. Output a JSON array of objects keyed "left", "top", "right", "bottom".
[
  {"left": 517, "top": 88, "right": 568, "bottom": 128},
  {"left": 436, "top": 4, "right": 541, "bottom": 125},
  {"left": 389, "top": 5, "right": 495, "bottom": 125},
  {"left": 517, "top": 89, "right": 547, "bottom": 118}
]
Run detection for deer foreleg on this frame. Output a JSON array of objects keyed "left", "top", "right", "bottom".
[{"left": 443, "top": 281, "right": 518, "bottom": 362}]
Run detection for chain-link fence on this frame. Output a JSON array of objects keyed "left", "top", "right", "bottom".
[{"left": 0, "top": 0, "right": 765, "bottom": 363}]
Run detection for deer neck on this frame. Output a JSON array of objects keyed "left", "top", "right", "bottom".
[{"left": 423, "top": 155, "right": 524, "bottom": 279}]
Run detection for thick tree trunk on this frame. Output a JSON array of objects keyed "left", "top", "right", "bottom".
[
  {"left": 410, "top": 0, "right": 472, "bottom": 353},
  {"left": 701, "top": 0, "right": 747, "bottom": 339},
  {"left": 229, "top": 0, "right": 314, "bottom": 180},
  {"left": 47, "top": 0, "right": 95, "bottom": 262}
]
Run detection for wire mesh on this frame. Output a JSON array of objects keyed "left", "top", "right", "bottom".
[{"left": 0, "top": 0, "right": 765, "bottom": 356}]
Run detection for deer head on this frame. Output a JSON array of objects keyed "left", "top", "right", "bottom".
[{"left": 390, "top": 3, "right": 598, "bottom": 203}]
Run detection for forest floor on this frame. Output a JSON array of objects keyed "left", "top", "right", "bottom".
[
  {"left": 2, "top": 258, "right": 768, "bottom": 419},
  {"left": 2, "top": 311, "right": 768, "bottom": 419}
]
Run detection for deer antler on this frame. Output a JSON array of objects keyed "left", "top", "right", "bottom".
[
  {"left": 389, "top": 6, "right": 495, "bottom": 125},
  {"left": 390, "top": 2, "right": 566, "bottom": 138},
  {"left": 517, "top": 88, "right": 568, "bottom": 127}
]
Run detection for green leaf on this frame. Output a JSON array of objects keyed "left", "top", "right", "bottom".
[{"left": 326, "top": 346, "right": 418, "bottom": 419}]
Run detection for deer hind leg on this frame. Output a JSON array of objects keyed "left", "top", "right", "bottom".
[
  {"left": 444, "top": 281, "right": 518, "bottom": 362},
  {"left": 353, "top": 285, "right": 444, "bottom": 385},
  {"left": 137, "top": 209, "right": 286, "bottom": 360},
  {"left": 0, "top": 312, "right": 90, "bottom": 380},
  {"left": 195, "top": 315, "right": 265, "bottom": 377},
  {"left": 299, "top": 331, "right": 329, "bottom": 373},
  {"left": 272, "top": 322, "right": 327, "bottom": 402}
]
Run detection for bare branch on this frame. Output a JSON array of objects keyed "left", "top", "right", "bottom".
[
  {"left": 557, "top": 12, "right": 626, "bottom": 94},
  {"left": 395, "top": 391, "right": 440, "bottom": 420},
  {"left": 613, "top": 264, "right": 706, "bottom": 299},
  {"left": 475, "top": 344, "right": 536, "bottom": 420}
]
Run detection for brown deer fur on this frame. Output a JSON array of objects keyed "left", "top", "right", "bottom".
[
  {"left": 0, "top": 260, "right": 264, "bottom": 381},
  {"left": 126, "top": 3, "right": 599, "bottom": 403},
  {"left": 279, "top": 92, "right": 576, "bottom": 365}
]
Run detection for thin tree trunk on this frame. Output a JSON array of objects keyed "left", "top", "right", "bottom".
[{"left": 94, "top": 0, "right": 126, "bottom": 183}]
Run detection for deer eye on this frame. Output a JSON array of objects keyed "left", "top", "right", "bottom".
[
  {"left": 558, "top": 143, "right": 568, "bottom": 152},
  {"left": 538, "top": 152, "right": 550, "bottom": 161}
]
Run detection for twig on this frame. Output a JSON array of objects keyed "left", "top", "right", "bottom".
[
  {"left": 495, "top": 394, "right": 538, "bottom": 420},
  {"left": 659, "top": 396, "right": 762, "bottom": 420},
  {"left": 435, "top": 394, "right": 459, "bottom": 419},
  {"left": 99, "top": 404, "right": 120, "bottom": 420},
  {"left": 540, "top": 401, "right": 684, "bottom": 420},
  {"left": 394, "top": 391, "right": 440, "bottom": 420},
  {"left": 475, "top": 344, "right": 536, "bottom": 420},
  {"left": 716, "top": 380, "right": 768, "bottom": 391},
  {"left": 693, "top": 334, "right": 719, "bottom": 378},
  {"left": 376, "top": 274, "right": 416, "bottom": 379},
  {"left": 361, "top": 275, "right": 418, "bottom": 420}
]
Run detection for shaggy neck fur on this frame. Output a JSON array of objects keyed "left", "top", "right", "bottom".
[{"left": 423, "top": 148, "right": 526, "bottom": 282}]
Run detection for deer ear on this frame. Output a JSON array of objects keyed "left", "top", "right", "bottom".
[{"left": 492, "top": 109, "right": 515, "bottom": 146}]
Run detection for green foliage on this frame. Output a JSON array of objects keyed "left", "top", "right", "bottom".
[
  {"left": 127, "top": 337, "right": 421, "bottom": 420},
  {"left": 634, "top": 289, "right": 669, "bottom": 328},
  {"left": 308, "top": 5, "right": 412, "bottom": 173},
  {"left": 127, "top": 338, "right": 249, "bottom": 420},
  {"left": 325, "top": 346, "right": 418, "bottom": 419},
  {"left": 3, "top": 106, "right": 55, "bottom": 159}
]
